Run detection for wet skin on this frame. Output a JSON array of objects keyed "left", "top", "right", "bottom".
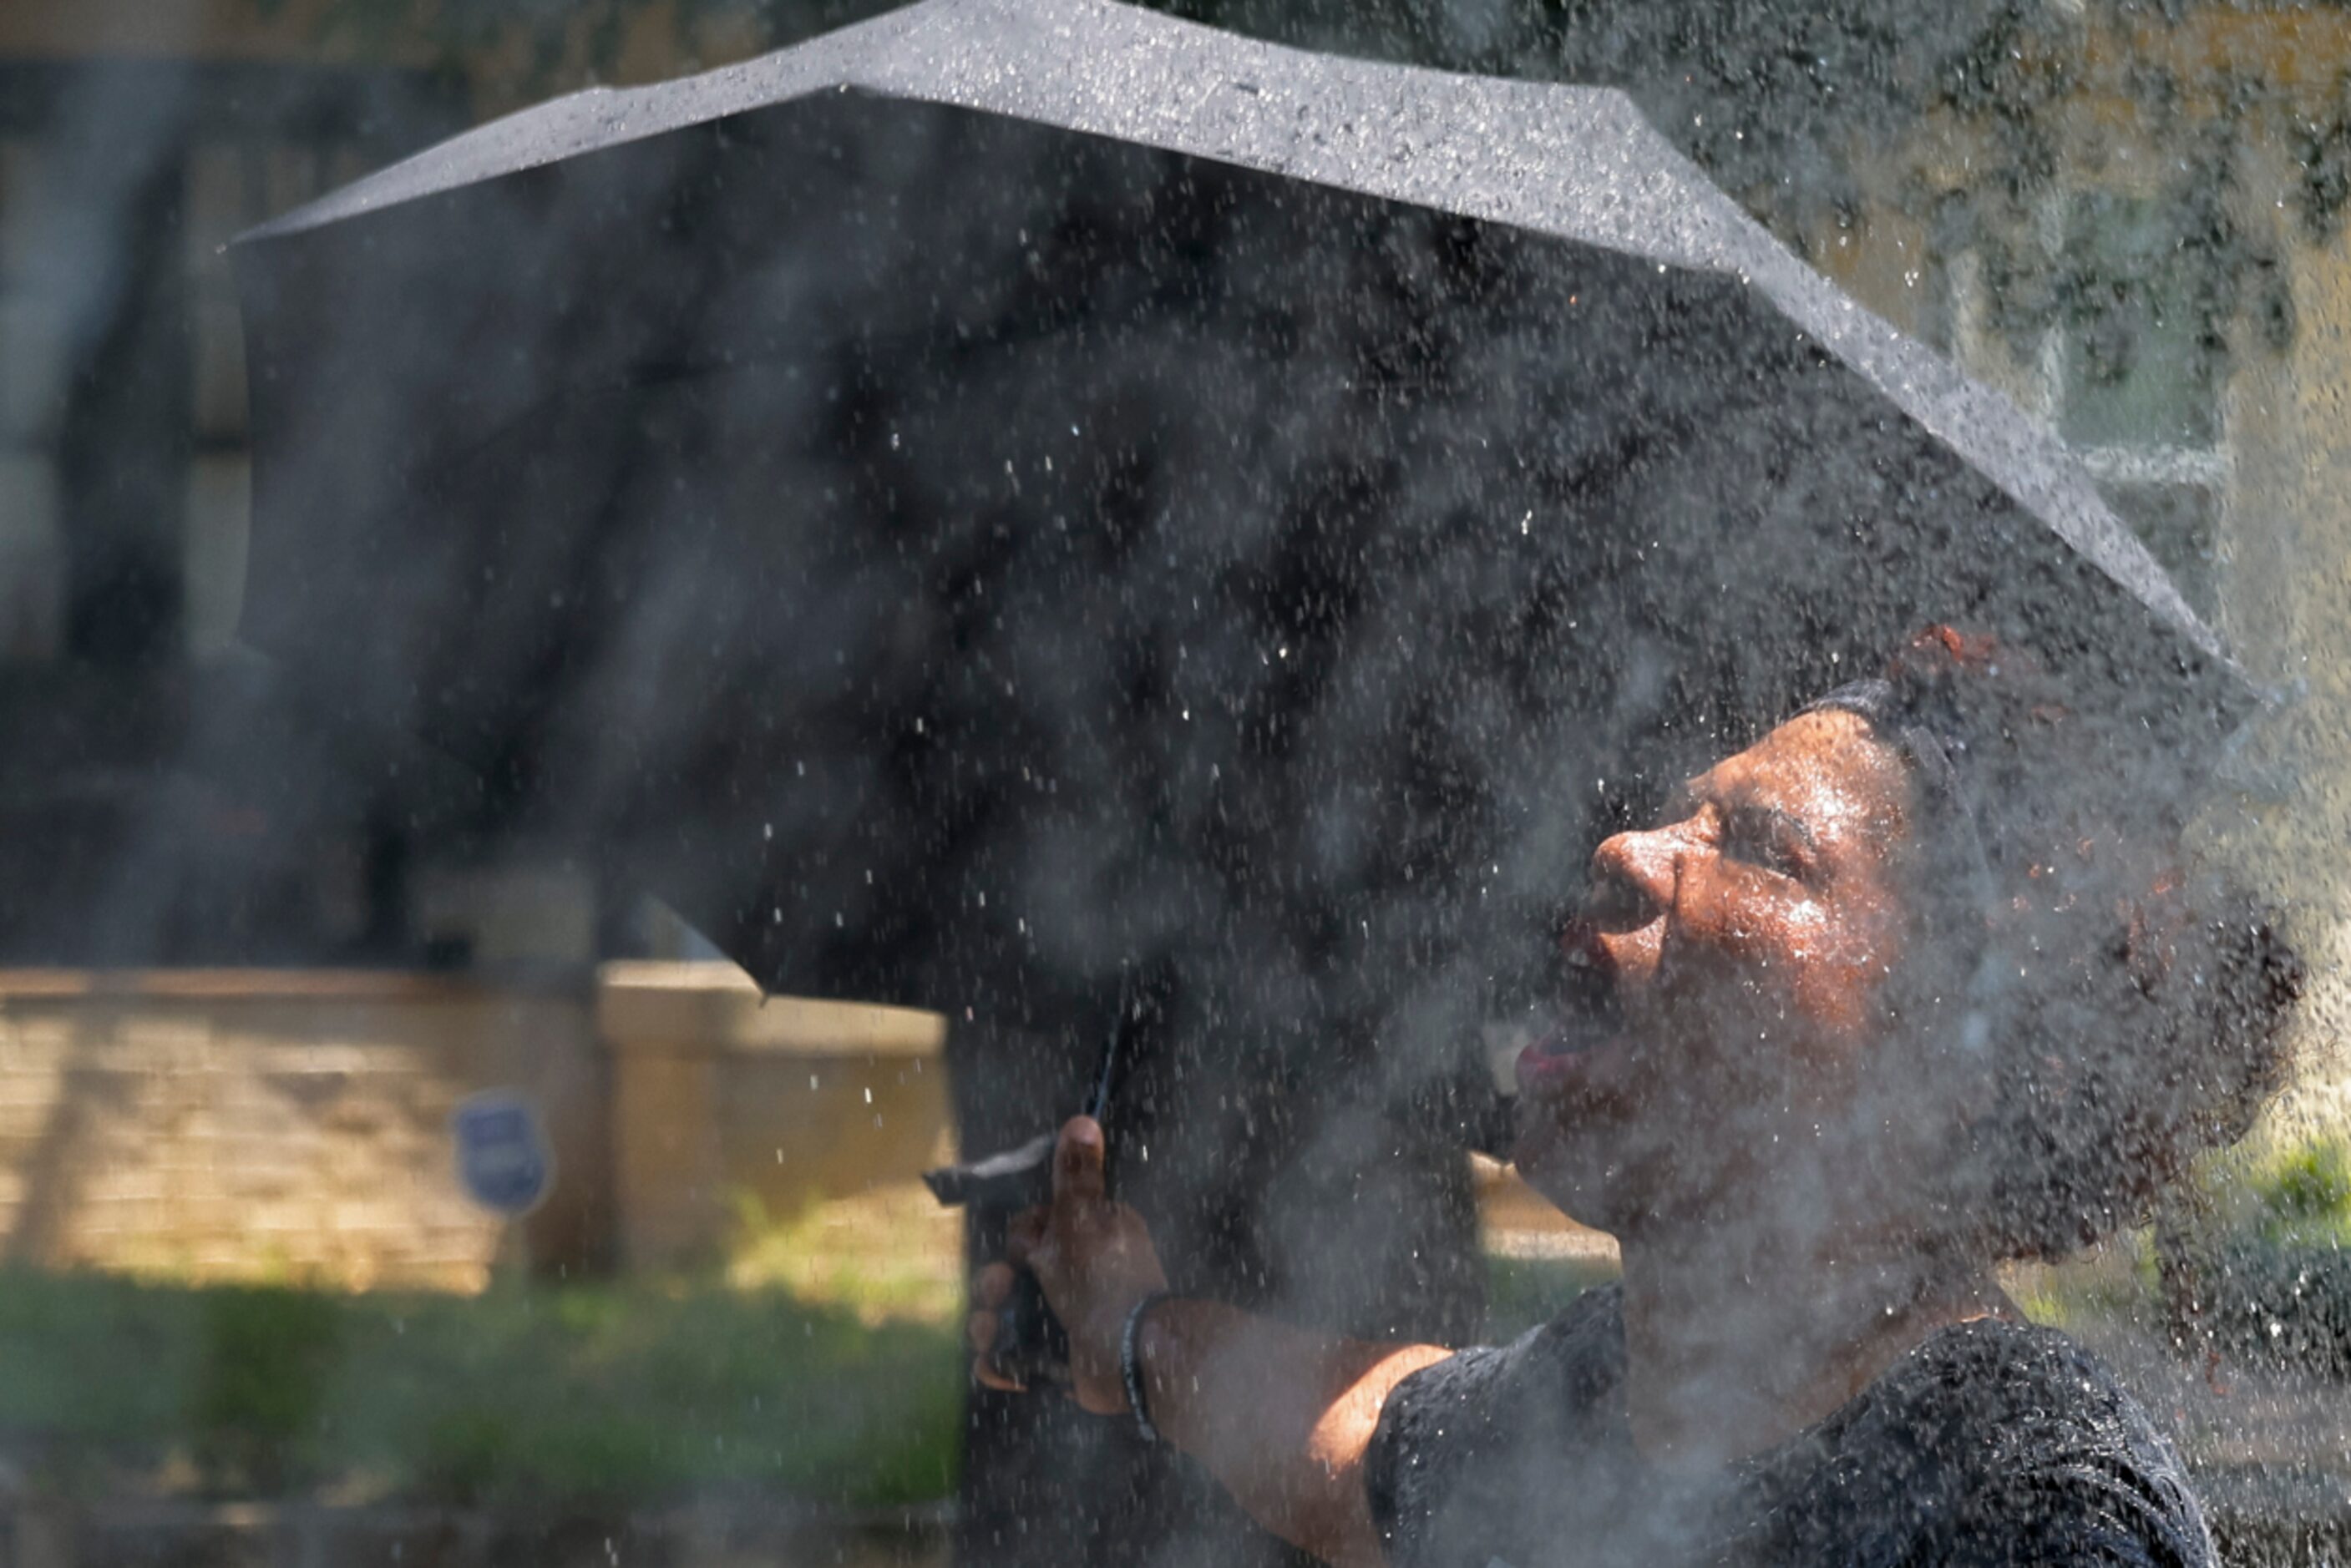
[{"left": 1512, "top": 707, "right": 1931, "bottom": 1242}]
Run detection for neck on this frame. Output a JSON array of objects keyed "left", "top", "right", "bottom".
[{"left": 1614, "top": 1213, "right": 2014, "bottom": 1468}]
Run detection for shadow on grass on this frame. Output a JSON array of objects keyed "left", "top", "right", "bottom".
[{"left": 0, "top": 1268, "right": 962, "bottom": 1511}]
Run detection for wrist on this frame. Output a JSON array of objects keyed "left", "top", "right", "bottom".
[
  {"left": 1121, "top": 1291, "right": 1178, "bottom": 1442},
  {"left": 1063, "top": 1280, "right": 1167, "bottom": 1415}
]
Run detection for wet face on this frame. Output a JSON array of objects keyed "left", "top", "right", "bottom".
[{"left": 1512, "top": 709, "right": 1929, "bottom": 1237}]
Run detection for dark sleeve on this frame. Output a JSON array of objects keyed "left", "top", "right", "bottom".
[
  {"left": 1362, "top": 1342, "right": 1509, "bottom": 1555},
  {"left": 1362, "top": 1323, "right": 1590, "bottom": 1568},
  {"left": 1952, "top": 1447, "right": 2218, "bottom": 1568}
]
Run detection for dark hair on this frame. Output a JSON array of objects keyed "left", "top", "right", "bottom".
[{"left": 1839, "top": 628, "right": 2304, "bottom": 1262}]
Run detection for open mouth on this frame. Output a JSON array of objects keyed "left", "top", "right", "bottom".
[{"left": 1516, "top": 920, "right": 1629, "bottom": 1082}]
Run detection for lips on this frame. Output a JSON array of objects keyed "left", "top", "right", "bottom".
[
  {"left": 1514, "top": 1009, "right": 1626, "bottom": 1081},
  {"left": 1513, "top": 918, "right": 1630, "bottom": 1090}
]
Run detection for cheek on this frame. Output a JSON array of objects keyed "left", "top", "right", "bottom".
[
  {"left": 1606, "top": 920, "right": 1664, "bottom": 985},
  {"left": 1783, "top": 913, "right": 1903, "bottom": 1053},
  {"left": 1683, "top": 886, "right": 1892, "bottom": 1045}
]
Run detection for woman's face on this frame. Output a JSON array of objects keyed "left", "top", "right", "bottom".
[{"left": 1512, "top": 708, "right": 1930, "bottom": 1236}]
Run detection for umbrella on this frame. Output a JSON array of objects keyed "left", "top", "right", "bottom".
[
  {"left": 230, "top": 0, "right": 2242, "bottom": 1026},
  {"left": 229, "top": 2, "right": 2249, "bottom": 1555}
]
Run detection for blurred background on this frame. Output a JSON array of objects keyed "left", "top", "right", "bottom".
[{"left": 0, "top": 0, "right": 2348, "bottom": 1563}]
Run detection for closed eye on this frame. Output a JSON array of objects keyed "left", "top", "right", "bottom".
[{"left": 1720, "top": 804, "right": 1811, "bottom": 881}]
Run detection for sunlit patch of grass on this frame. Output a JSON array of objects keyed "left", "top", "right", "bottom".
[
  {"left": 726, "top": 1181, "right": 966, "bottom": 1327},
  {"left": 2001, "top": 1231, "right": 2161, "bottom": 1335},
  {"left": 2178, "top": 1132, "right": 2351, "bottom": 1247},
  {"left": 1481, "top": 1253, "right": 1623, "bottom": 1341},
  {"left": 2244, "top": 1137, "right": 2351, "bottom": 1250},
  {"left": 2152, "top": 1134, "right": 2351, "bottom": 1378},
  {"left": 1472, "top": 1156, "right": 1622, "bottom": 1339}
]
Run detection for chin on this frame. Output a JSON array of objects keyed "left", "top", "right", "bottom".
[
  {"left": 1512, "top": 1124, "right": 1634, "bottom": 1236},
  {"left": 1514, "top": 1112, "right": 1732, "bottom": 1239}
]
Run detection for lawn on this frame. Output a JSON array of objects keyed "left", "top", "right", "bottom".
[
  {"left": 0, "top": 1261, "right": 1617, "bottom": 1514},
  {"left": 0, "top": 1190, "right": 1599, "bottom": 1516},
  {"left": 0, "top": 1267, "right": 964, "bottom": 1511},
  {"left": 10, "top": 1139, "right": 2328, "bottom": 1519}
]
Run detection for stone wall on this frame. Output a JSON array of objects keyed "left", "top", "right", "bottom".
[
  {"left": 0, "top": 965, "right": 956, "bottom": 1291},
  {"left": 599, "top": 962, "right": 952, "bottom": 1269},
  {"left": 0, "top": 970, "right": 609, "bottom": 1291}
]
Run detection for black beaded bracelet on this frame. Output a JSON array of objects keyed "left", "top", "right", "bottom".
[{"left": 1120, "top": 1291, "right": 1175, "bottom": 1444}]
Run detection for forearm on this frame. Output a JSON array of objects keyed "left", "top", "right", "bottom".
[{"left": 1133, "top": 1298, "right": 1450, "bottom": 1568}]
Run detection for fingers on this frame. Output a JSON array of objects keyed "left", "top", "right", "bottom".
[
  {"left": 1052, "top": 1115, "right": 1107, "bottom": 1206},
  {"left": 971, "top": 1338, "right": 1025, "bottom": 1393},
  {"left": 967, "top": 1262, "right": 1025, "bottom": 1393},
  {"left": 1005, "top": 1206, "right": 1046, "bottom": 1266},
  {"left": 972, "top": 1261, "right": 1016, "bottom": 1311}
]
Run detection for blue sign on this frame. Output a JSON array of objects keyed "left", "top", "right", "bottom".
[{"left": 452, "top": 1090, "right": 555, "bottom": 1216}]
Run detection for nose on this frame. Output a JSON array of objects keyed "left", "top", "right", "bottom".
[{"left": 1583, "top": 825, "right": 1680, "bottom": 933}]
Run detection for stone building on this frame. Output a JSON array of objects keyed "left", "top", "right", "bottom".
[{"left": 1806, "top": 8, "right": 2351, "bottom": 1139}]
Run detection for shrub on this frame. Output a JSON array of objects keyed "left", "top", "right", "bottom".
[
  {"left": 2163, "top": 1136, "right": 2351, "bottom": 1379},
  {"left": 190, "top": 1285, "right": 342, "bottom": 1492}
]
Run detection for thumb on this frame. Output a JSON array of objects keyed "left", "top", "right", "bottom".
[{"left": 1052, "top": 1115, "right": 1107, "bottom": 1206}]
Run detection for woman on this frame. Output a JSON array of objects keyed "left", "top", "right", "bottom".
[{"left": 969, "top": 628, "right": 2302, "bottom": 1568}]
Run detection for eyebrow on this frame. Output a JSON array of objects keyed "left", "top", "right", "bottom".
[
  {"left": 1688, "top": 780, "right": 1820, "bottom": 856},
  {"left": 1729, "top": 800, "right": 1819, "bottom": 853}
]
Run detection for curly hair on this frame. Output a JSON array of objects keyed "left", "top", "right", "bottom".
[{"left": 1835, "top": 628, "right": 2304, "bottom": 1262}]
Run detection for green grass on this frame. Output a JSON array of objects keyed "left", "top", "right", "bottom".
[
  {"left": 2245, "top": 1137, "right": 2351, "bottom": 1250},
  {"left": 0, "top": 1270, "right": 963, "bottom": 1510},
  {"left": 1482, "top": 1252, "right": 1622, "bottom": 1342},
  {"left": 2000, "top": 1232, "right": 2161, "bottom": 1335},
  {"left": 725, "top": 1185, "right": 965, "bottom": 1326},
  {"left": 0, "top": 1248, "right": 1619, "bottom": 1507}
]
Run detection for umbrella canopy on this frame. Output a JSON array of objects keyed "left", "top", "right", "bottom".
[{"left": 230, "top": 0, "right": 2245, "bottom": 1097}]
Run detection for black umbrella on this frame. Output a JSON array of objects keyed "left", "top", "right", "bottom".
[
  {"left": 230, "top": 3, "right": 2249, "bottom": 1555},
  {"left": 231, "top": 0, "right": 2242, "bottom": 1029}
]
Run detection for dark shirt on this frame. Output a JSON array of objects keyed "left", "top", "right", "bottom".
[{"left": 1363, "top": 1285, "right": 2214, "bottom": 1568}]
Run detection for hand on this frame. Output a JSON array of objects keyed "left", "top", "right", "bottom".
[{"left": 968, "top": 1115, "right": 1169, "bottom": 1414}]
